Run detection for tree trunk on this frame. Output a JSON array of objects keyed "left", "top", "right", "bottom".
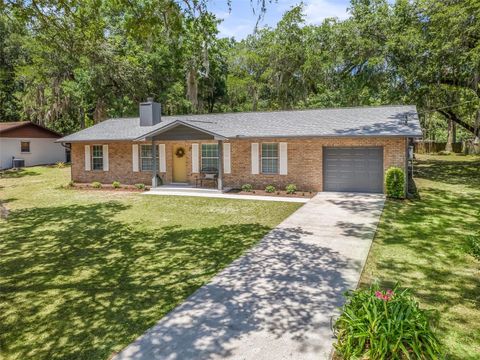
[
  {"left": 475, "top": 109, "right": 480, "bottom": 144},
  {"left": 252, "top": 86, "right": 258, "bottom": 111},
  {"left": 445, "top": 119, "right": 454, "bottom": 152},
  {"left": 186, "top": 67, "right": 198, "bottom": 112}
]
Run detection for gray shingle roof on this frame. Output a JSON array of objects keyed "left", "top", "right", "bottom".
[{"left": 57, "top": 105, "right": 422, "bottom": 142}]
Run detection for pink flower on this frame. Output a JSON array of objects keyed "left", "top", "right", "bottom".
[{"left": 374, "top": 289, "right": 395, "bottom": 301}]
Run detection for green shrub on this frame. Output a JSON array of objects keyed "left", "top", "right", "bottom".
[
  {"left": 241, "top": 184, "right": 253, "bottom": 192},
  {"left": 466, "top": 234, "right": 480, "bottom": 260},
  {"left": 334, "top": 283, "right": 442, "bottom": 359},
  {"left": 285, "top": 184, "right": 297, "bottom": 194},
  {"left": 112, "top": 181, "right": 121, "bottom": 189},
  {"left": 265, "top": 185, "right": 276, "bottom": 193},
  {"left": 135, "top": 183, "right": 146, "bottom": 190},
  {"left": 68, "top": 180, "right": 75, "bottom": 187},
  {"left": 385, "top": 167, "right": 405, "bottom": 199},
  {"left": 91, "top": 181, "right": 102, "bottom": 189}
]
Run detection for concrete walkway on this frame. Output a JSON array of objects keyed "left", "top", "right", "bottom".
[
  {"left": 114, "top": 192, "right": 385, "bottom": 360},
  {"left": 144, "top": 186, "right": 310, "bottom": 203}
]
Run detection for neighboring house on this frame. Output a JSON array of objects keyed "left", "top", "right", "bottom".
[
  {"left": 0, "top": 121, "right": 66, "bottom": 170},
  {"left": 57, "top": 100, "right": 422, "bottom": 193}
]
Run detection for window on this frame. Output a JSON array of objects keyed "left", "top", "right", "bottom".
[
  {"left": 261, "top": 143, "right": 278, "bottom": 174},
  {"left": 140, "top": 145, "right": 154, "bottom": 171},
  {"left": 20, "top": 141, "right": 30, "bottom": 153},
  {"left": 201, "top": 143, "right": 219, "bottom": 172},
  {"left": 92, "top": 145, "right": 103, "bottom": 170}
]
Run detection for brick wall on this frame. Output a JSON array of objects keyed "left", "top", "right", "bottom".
[{"left": 71, "top": 137, "right": 406, "bottom": 192}]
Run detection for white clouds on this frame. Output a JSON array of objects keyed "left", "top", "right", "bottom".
[
  {"left": 213, "top": 0, "right": 350, "bottom": 39},
  {"left": 303, "top": 0, "right": 350, "bottom": 24}
]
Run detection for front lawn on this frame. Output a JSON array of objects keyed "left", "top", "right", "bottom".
[
  {"left": 361, "top": 154, "right": 480, "bottom": 359},
  {"left": 0, "top": 166, "right": 301, "bottom": 360}
]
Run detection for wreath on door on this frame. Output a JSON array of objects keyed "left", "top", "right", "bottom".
[{"left": 175, "top": 147, "right": 186, "bottom": 158}]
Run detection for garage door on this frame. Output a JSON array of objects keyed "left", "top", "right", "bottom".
[{"left": 323, "top": 147, "right": 383, "bottom": 193}]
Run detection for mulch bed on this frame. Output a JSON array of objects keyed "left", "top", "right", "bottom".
[
  {"left": 228, "top": 189, "right": 317, "bottom": 198},
  {"left": 68, "top": 183, "right": 148, "bottom": 192}
]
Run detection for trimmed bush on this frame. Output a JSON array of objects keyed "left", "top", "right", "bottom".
[
  {"left": 385, "top": 167, "right": 405, "bottom": 198},
  {"left": 334, "top": 283, "right": 442, "bottom": 359},
  {"left": 265, "top": 185, "right": 276, "bottom": 193},
  {"left": 285, "top": 184, "right": 297, "bottom": 194},
  {"left": 135, "top": 183, "right": 146, "bottom": 190},
  {"left": 112, "top": 181, "right": 121, "bottom": 189},
  {"left": 241, "top": 184, "right": 253, "bottom": 192},
  {"left": 91, "top": 181, "right": 102, "bottom": 189}
]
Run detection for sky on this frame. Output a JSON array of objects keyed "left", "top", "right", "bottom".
[{"left": 210, "top": 0, "right": 352, "bottom": 39}]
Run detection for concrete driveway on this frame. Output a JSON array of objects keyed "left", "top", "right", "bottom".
[{"left": 114, "top": 192, "right": 385, "bottom": 360}]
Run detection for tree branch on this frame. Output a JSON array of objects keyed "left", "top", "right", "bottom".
[{"left": 437, "top": 109, "right": 478, "bottom": 136}]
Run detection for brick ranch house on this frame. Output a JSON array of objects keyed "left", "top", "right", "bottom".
[{"left": 57, "top": 100, "right": 422, "bottom": 193}]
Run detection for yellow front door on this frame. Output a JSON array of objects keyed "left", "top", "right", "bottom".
[{"left": 173, "top": 145, "right": 187, "bottom": 182}]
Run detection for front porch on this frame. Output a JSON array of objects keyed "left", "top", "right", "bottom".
[{"left": 136, "top": 121, "right": 228, "bottom": 190}]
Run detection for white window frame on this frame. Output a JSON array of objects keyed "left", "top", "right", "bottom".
[
  {"left": 261, "top": 142, "right": 279, "bottom": 174},
  {"left": 20, "top": 141, "right": 30, "bottom": 153},
  {"left": 140, "top": 144, "right": 154, "bottom": 171},
  {"left": 91, "top": 144, "right": 104, "bottom": 171},
  {"left": 201, "top": 143, "right": 219, "bottom": 172}
]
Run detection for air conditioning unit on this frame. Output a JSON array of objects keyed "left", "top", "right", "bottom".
[{"left": 12, "top": 158, "right": 25, "bottom": 168}]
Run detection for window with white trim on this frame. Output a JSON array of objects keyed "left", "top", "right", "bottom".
[
  {"left": 92, "top": 145, "right": 104, "bottom": 170},
  {"left": 140, "top": 144, "right": 154, "bottom": 171},
  {"left": 261, "top": 143, "right": 279, "bottom": 174},
  {"left": 20, "top": 141, "right": 30, "bottom": 153},
  {"left": 201, "top": 143, "right": 219, "bottom": 172}
]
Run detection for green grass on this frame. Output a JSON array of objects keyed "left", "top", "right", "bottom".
[
  {"left": 0, "top": 166, "right": 301, "bottom": 360},
  {"left": 361, "top": 154, "right": 480, "bottom": 359}
]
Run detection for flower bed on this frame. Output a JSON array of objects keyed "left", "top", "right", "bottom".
[
  {"left": 333, "top": 283, "right": 442, "bottom": 359},
  {"left": 229, "top": 189, "right": 316, "bottom": 198},
  {"left": 66, "top": 183, "right": 148, "bottom": 192}
]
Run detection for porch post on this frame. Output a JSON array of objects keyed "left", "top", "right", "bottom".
[
  {"left": 218, "top": 139, "right": 223, "bottom": 190},
  {"left": 151, "top": 139, "right": 158, "bottom": 187}
]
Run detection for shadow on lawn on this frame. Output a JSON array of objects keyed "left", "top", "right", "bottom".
[
  {"left": 0, "top": 202, "right": 275, "bottom": 360},
  {"left": 361, "top": 165, "right": 480, "bottom": 359},
  {"left": 0, "top": 168, "right": 40, "bottom": 179},
  {"left": 114, "top": 227, "right": 351, "bottom": 359},
  {"left": 415, "top": 157, "right": 480, "bottom": 189}
]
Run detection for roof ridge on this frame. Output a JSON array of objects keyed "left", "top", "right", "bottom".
[{"left": 100, "top": 104, "right": 417, "bottom": 122}]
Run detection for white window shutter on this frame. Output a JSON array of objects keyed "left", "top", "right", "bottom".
[
  {"left": 84, "top": 145, "right": 91, "bottom": 171},
  {"left": 251, "top": 143, "right": 259, "bottom": 174},
  {"left": 223, "top": 143, "right": 231, "bottom": 174},
  {"left": 279, "top": 142, "right": 288, "bottom": 175},
  {"left": 132, "top": 144, "right": 139, "bottom": 172},
  {"left": 159, "top": 144, "right": 166, "bottom": 172},
  {"left": 192, "top": 143, "right": 199, "bottom": 173},
  {"left": 103, "top": 144, "right": 109, "bottom": 171}
]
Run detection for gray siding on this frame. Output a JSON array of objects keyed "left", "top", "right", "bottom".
[{"left": 152, "top": 125, "right": 214, "bottom": 140}]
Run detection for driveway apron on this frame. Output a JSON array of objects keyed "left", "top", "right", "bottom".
[{"left": 114, "top": 192, "right": 385, "bottom": 360}]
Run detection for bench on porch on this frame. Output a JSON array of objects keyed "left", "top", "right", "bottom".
[{"left": 195, "top": 168, "right": 218, "bottom": 189}]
